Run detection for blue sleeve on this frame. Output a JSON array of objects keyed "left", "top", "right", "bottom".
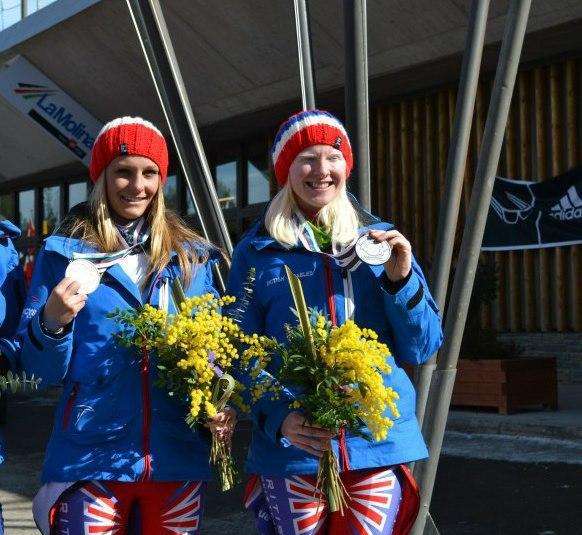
[
  {"left": 0, "top": 237, "right": 25, "bottom": 338},
  {"left": 17, "top": 247, "right": 73, "bottom": 387},
  {"left": 203, "top": 256, "right": 220, "bottom": 298},
  {"left": 0, "top": 337, "right": 21, "bottom": 373},
  {"left": 379, "top": 256, "right": 443, "bottom": 365},
  {"left": 0, "top": 237, "right": 25, "bottom": 372},
  {"left": 226, "top": 244, "right": 293, "bottom": 443}
]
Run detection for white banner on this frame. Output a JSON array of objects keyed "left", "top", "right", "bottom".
[{"left": 0, "top": 55, "right": 102, "bottom": 166}]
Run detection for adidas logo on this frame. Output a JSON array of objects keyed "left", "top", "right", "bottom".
[{"left": 549, "top": 186, "right": 582, "bottom": 221}]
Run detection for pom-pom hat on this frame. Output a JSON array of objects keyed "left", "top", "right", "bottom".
[
  {"left": 89, "top": 116, "right": 169, "bottom": 184},
  {"left": 271, "top": 110, "right": 353, "bottom": 186}
]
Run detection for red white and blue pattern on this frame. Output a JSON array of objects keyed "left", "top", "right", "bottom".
[
  {"left": 254, "top": 467, "right": 402, "bottom": 535},
  {"left": 80, "top": 482, "right": 123, "bottom": 535},
  {"left": 342, "top": 469, "right": 399, "bottom": 535},
  {"left": 244, "top": 475, "right": 265, "bottom": 510},
  {"left": 286, "top": 476, "right": 327, "bottom": 535},
  {"left": 271, "top": 110, "right": 353, "bottom": 186},
  {"left": 160, "top": 482, "right": 202, "bottom": 534},
  {"left": 48, "top": 480, "right": 205, "bottom": 535}
]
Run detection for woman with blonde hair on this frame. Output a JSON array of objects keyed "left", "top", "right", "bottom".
[
  {"left": 19, "top": 117, "right": 233, "bottom": 534},
  {"left": 228, "top": 109, "right": 443, "bottom": 535}
]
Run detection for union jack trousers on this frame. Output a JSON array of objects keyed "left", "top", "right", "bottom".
[
  {"left": 244, "top": 465, "right": 420, "bottom": 535},
  {"left": 49, "top": 480, "right": 205, "bottom": 535}
]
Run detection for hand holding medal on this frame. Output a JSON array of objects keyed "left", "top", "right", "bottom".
[
  {"left": 43, "top": 276, "right": 89, "bottom": 332},
  {"left": 367, "top": 229, "right": 412, "bottom": 282},
  {"left": 65, "top": 259, "right": 101, "bottom": 295}
]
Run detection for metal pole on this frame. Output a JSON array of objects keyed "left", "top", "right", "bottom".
[
  {"left": 411, "top": 2, "right": 532, "bottom": 533},
  {"left": 344, "top": 0, "right": 371, "bottom": 210},
  {"left": 415, "top": 0, "right": 490, "bottom": 428},
  {"left": 21, "top": 0, "right": 29, "bottom": 19},
  {"left": 293, "top": 0, "right": 316, "bottom": 110},
  {"left": 125, "top": 0, "right": 233, "bottom": 291}
]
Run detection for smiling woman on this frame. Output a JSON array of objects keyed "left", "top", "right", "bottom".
[
  {"left": 17, "top": 116, "right": 233, "bottom": 535},
  {"left": 105, "top": 156, "right": 161, "bottom": 221},
  {"left": 227, "top": 109, "right": 443, "bottom": 535}
]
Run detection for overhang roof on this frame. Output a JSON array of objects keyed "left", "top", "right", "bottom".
[{"left": 1, "top": 0, "right": 582, "bottom": 182}]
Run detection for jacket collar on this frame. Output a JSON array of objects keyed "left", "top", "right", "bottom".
[
  {"left": 44, "top": 236, "right": 144, "bottom": 305},
  {"left": 248, "top": 193, "right": 393, "bottom": 252},
  {"left": 43, "top": 234, "right": 218, "bottom": 306}
]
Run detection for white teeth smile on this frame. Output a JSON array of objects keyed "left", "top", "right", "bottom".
[
  {"left": 306, "top": 182, "right": 333, "bottom": 190},
  {"left": 121, "top": 195, "right": 147, "bottom": 203}
]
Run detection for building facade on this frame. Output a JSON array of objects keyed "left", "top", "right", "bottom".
[{"left": 0, "top": 1, "right": 581, "bottom": 381}]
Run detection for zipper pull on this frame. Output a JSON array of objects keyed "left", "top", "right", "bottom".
[{"left": 341, "top": 268, "right": 348, "bottom": 279}]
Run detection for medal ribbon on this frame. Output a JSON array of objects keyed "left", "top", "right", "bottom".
[
  {"left": 71, "top": 218, "right": 150, "bottom": 274},
  {"left": 293, "top": 213, "right": 362, "bottom": 272}
]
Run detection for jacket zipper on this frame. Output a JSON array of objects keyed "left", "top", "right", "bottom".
[
  {"left": 138, "top": 274, "right": 163, "bottom": 481},
  {"left": 140, "top": 344, "right": 152, "bottom": 481},
  {"left": 62, "top": 383, "right": 79, "bottom": 430},
  {"left": 324, "top": 257, "right": 352, "bottom": 471}
]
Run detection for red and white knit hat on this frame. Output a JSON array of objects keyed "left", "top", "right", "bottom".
[
  {"left": 271, "top": 109, "right": 353, "bottom": 186},
  {"left": 89, "top": 116, "right": 169, "bottom": 184}
]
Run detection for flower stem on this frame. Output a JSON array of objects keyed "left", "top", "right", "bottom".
[{"left": 317, "top": 450, "right": 346, "bottom": 514}]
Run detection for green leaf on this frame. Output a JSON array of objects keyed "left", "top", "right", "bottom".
[
  {"left": 171, "top": 278, "right": 187, "bottom": 309},
  {"left": 284, "top": 265, "right": 316, "bottom": 359}
]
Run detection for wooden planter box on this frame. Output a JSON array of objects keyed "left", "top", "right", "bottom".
[{"left": 451, "top": 357, "right": 558, "bottom": 414}]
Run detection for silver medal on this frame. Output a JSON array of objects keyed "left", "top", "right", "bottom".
[
  {"left": 354, "top": 234, "right": 392, "bottom": 265},
  {"left": 65, "top": 259, "right": 101, "bottom": 295}
]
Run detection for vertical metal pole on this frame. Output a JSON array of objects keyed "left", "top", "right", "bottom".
[
  {"left": 411, "top": 2, "right": 532, "bottom": 533},
  {"left": 344, "top": 0, "right": 371, "bottom": 210},
  {"left": 125, "top": 0, "right": 232, "bottom": 291},
  {"left": 21, "top": 0, "right": 29, "bottom": 19},
  {"left": 414, "top": 0, "right": 491, "bottom": 428},
  {"left": 293, "top": 0, "right": 316, "bottom": 110}
]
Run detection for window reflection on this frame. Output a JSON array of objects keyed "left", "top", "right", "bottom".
[
  {"left": 186, "top": 190, "right": 197, "bottom": 216},
  {"left": 18, "top": 189, "right": 36, "bottom": 236},
  {"left": 247, "top": 160, "right": 270, "bottom": 205},
  {"left": 68, "top": 182, "right": 87, "bottom": 210},
  {"left": 216, "top": 161, "right": 237, "bottom": 209},
  {"left": 43, "top": 186, "right": 60, "bottom": 235},
  {"left": 0, "top": 194, "right": 14, "bottom": 221},
  {"left": 165, "top": 175, "right": 179, "bottom": 211}
]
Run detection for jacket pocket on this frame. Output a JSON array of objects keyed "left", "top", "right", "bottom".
[
  {"left": 61, "top": 382, "right": 80, "bottom": 430},
  {"left": 62, "top": 372, "right": 138, "bottom": 445}
]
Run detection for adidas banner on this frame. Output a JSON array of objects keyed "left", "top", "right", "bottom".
[{"left": 482, "top": 167, "right": 582, "bottom": 251}]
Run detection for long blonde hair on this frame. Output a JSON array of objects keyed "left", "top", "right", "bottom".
[
  {"left": 264, "top": 183, "right": 360, "bottom": 248},
  {"left": 61, "top": 175, "right": 208, "bottom": 289}
]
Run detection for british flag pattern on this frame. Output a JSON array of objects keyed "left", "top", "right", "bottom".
[
  {"left": 285, "top": 476, "right": 327, "bottom": 534},
  {"left": 340, "top": 468, "right": 400, "bottom": 535},
  {"left": 256, "top": 467, "right": 401, "bottom": 535},
  {"left": 160, "top": 481, "right": 202, "bottom": 534},
  {"left": 48, "top": 480, "right": 204, "bottom": 535},
  {"left": 80, "top": 482, "right": 124, "bottom": 535}
]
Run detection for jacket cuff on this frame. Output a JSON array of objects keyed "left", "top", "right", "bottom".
[
  {"left": 29, "top": 313, "right": 73, "bottom": 351},
  {"left": 258, "top": 399, "right": 294, "bottom": 444},
  {"left": 381, "top": 269, "right": 412, "bottom": 294},
  {"left": 380, "top": 271, "right": 425, "bottom": 314}
]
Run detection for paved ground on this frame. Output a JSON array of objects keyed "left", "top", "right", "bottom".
[{"left": 1, "top": 386, "right": 581, "bottom": 534}]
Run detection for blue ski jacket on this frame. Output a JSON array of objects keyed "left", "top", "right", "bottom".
[
  {"left": 18, "top": 231, "right": 219, "bottom": 483},
  {"left": 0, "top": 219, "right": 24, "bottom": 355},
  {"left": 227, "top": 204, "right": 443, "bottom": 477},
  {"left": 0, "top": 219, "right": 25, "bottom": 466}
]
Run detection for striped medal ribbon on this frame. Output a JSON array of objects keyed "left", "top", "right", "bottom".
[{"left": 65, "top": 218, "right": 150, "bottom": 294}]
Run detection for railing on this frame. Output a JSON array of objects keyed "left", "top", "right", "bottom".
[{"left": 0, "top": 0, "right": 57, "bottom": 31}]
